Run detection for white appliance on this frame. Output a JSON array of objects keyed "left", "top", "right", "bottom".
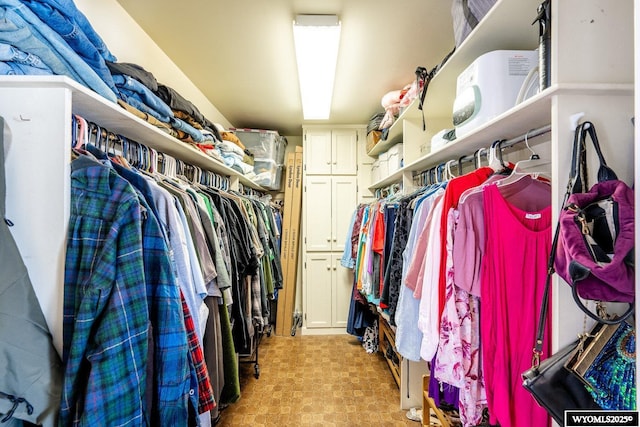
[{"left": 452, "top": 50, "right": 538, "bottom": 138}]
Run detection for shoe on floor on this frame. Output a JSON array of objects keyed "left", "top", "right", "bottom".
[{"left": 406, "top": 407, "right": 422, "bottom": 422}]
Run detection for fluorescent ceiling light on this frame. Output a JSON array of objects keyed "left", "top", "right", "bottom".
[{"left": 293, "top": 14, "right": 341, "bottom": 120}]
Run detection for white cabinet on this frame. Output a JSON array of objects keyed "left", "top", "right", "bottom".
[
  {"left": 304, "top": 128, "right": 358, "bottom": 175},
  {"left": 304, "top": 175, "right": 357, "bottom": 252},
  {"left": 304, "top": 253, "right": 352, "bottom": 329},
  {"left": 302, "top": 125, "right": 362, "bottom": 334}
]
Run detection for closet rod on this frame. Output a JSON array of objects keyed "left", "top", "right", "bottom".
[
  {"left": 74, "top": 114, "right": 233, "bottom": 191},
  {"left": 416, "top": 123, "right": 553, "bottom": 175},
  {"left": 496, "top": 124, "right": 551, "bottom": 153},
  {"left": 455, "top": 124, "right": 552, "bottom": 165}
]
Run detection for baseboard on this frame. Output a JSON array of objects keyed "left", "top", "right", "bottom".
[{"left": 300, "top": 327, "right": 348, "bottom": 336}]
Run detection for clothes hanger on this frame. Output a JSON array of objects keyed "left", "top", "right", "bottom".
[
  {"left": 498, "top": 129, "right": 551, "bottom": 186},
  {"left": 457, "top": 155, "right": 467, "bottom": 176},
  {"left": 487, "top": 140, "right": 506, "bottom": 172},
  {"left": 429, "top": 166, "right": 437, "bottom": 186},
  {"left": 458, "top": 145, "right": 506, "bottom": 205},
  {"left": 474, "top": 147, "right": 486, "bottom": 170},
  {"left": 73, "top": 115, "right": 89, "bottom": 150},
  {"left": 147, "top": 147, "right": 157, "bottom": 174},
  {"left": 436, "top": 162, "right": 447, "bottom": 184},
  {"left": 87, "top": 122, "right": 98, "bottom": 147},
  {"left": 445, "top": 159, "right": 457, "bottom": 181},
  {"left": 510, "top": 128, "right": 551, "bottom": 180}
]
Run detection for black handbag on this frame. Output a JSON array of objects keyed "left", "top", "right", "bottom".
[{"left": 522, "top": 340, "right": 601, "bottom": 425}]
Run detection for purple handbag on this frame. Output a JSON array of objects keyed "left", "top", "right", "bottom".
[{"left": 554, "top": 121, "right": 635, "bottom": 324}]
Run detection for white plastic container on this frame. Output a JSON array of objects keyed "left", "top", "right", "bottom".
[
  {"left": 452, "top": 50, "right": 538, "bottom": 138},
  {"left": 387, "top": 143, "right": 403, "bottom": 175},
  {"left": 378, "top": 151, "right": 389, "bottom": 180},
  {"left": 371, "top": 159, "right": 381, "bottom": 183}
]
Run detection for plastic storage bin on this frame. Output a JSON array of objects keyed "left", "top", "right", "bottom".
[
  {"left": 371, "top": 159, "right": 381, "bottom": 183},
  {"left": 231, "top": 128, "right": 287, "bottom": 164},
  {"left": 387, "top": 143, "right": 403, "bottom": 175},
  {"left": 378, "top": 152, "right": 389, "bottom": 179},
  {"left": 253, "top": 158, "right": 282, "bottom": 190}
]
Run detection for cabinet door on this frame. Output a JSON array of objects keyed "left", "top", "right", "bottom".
[
  {"left": 305, "top": 177, "right": 333, "bottom": 251},
  {"left": 304, "top": 253, "right": 333, "bottom": 328},
  {"left": 304, "top": 129, "right": 332, "bottom": 175},
  {"left": 332, "top": 129, "right": 358, "bottom": 175},
  {"left": 332, "top": 254, "right": 352, "bottom": 328},
  {"left": 331, "top": 176, "right": 357, "bottom": 252}
]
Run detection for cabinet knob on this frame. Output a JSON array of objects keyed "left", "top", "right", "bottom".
[
  {"left": 326, "top": 161, "right": 331, "bottom": 165},
  {"left": 332, "top": 237, "right": 337, "bottom": 242},
  {"left": 333, "top": 266, "right": 337, "bottom": 271},
  {"left": 326, "top": 265, "right": 331, "bottom": 270}
]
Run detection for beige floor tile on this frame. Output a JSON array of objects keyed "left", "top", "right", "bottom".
[{"left": 216, "top": 335, "right": 416, "bottom": 427}]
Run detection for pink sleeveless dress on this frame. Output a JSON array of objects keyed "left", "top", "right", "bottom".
[{"left": 480, "top": 183, "right": 552, "bottom": 427}]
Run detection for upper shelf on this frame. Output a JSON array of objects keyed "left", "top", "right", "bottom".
[
  {"left": 424, "top": 0, "right": 542, "bottom": 119},
  {"left": 0, "top": 76, "right": 266, "bottom": 191},
  {"left": 368, "top": 99, "right": 422, "bottom": 156},
  {"left": 367, "top": 0, "right": 543, "bottom": 159},
  {"left": 368, "top": 83, "right": 634, "bottom": 190}
]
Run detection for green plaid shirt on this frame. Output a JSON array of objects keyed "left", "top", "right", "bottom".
[{"left": 61, "top": 155, "right": 149, "bottom": 426}]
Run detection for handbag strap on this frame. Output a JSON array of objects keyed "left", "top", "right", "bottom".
[
  {"left": 532, "top": 213, "right": 563, "bottom": 368},
  {"left": 417, "top": 48, "right": 455, "bottom": 131},
  {"left": 569, "top": 121, "right": 618, "bottom": 194},
  {"left": 533, "top": 121, "right": 628, "bottom": 367}
]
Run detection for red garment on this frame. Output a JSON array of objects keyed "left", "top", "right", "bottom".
[
  {"left": 437, "top": 167, "right": 494, "bottom": 321},
  {"left": 181, "top": 291, "right": 216, "bottom": 414},
  {"left": 371, "top": 205, "right": 386, "bottom": 297}
]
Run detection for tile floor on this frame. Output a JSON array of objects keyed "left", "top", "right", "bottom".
[{"left": 216, "top": 333, "right": 419, "bottom": 426}]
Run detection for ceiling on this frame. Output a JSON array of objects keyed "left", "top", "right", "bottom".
[{"left": 116, "top": 0, "right": 455, "bottom": 137}]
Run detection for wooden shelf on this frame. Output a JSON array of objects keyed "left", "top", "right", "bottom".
[
  {"left": 378, "top": 312, "right": 401, "bottom": 388},
  {"left": 0, "top": 76, "right": 266, "bottom": 190}
]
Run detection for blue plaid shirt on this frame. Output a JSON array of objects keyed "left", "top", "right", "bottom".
[
  {"left": 62, "top": 155, "right": 149, "bottom": 426},
  {"left": 108, "top": 158, "right": 192, "bottom": 426}
]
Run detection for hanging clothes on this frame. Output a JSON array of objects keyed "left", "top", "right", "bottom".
[
  {"left": 61, "top": 154, "right": 152, "bottom": 426},
  {"left": 395, "top": 188, "right": 444, "bottom": 362},
  {"left": 60, "top": 127, "right": 284, "bottom": 425},
  {"left": 480, "top": 183, "right": 551, "bottom": 427},
  {"left": 85, "top": 144, "right": 193, "bottom": 426}
]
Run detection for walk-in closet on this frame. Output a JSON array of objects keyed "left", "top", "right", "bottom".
[{"left": 0, "top": 0, "right": 637, "bottom": 426}]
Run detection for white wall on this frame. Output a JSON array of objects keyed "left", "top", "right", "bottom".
[{"left": 74, "top": 0, "right": 234, "bottom": 130}]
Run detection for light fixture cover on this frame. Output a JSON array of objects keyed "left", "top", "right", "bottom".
[{"left": 293, "top": 14, "right": 341, "bottom": 120}]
